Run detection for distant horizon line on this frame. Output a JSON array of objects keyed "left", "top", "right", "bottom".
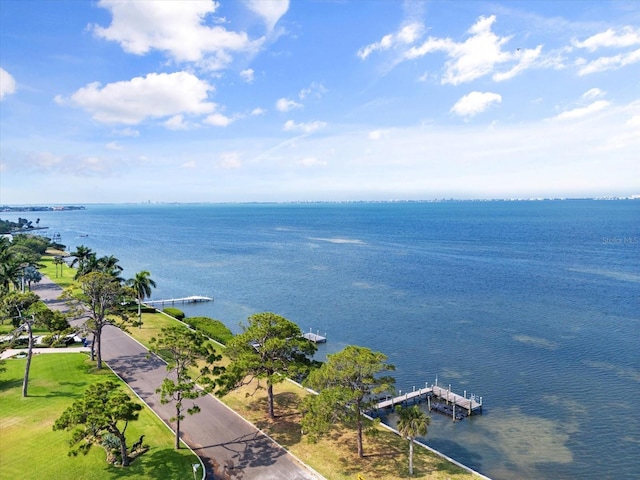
[{"left": 2, "top": 195, "right": 640, "bottom": 209}]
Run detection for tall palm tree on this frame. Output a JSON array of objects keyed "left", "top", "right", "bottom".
[
  {"left": 396, "top": 405, "right": 430, "bottom": 476},
  {"left": 126, "top": 271, "right": 157, "bottom": 327},
  {"left": 98, "top": 255, "right": 124, "bottom": 282},
  {"left": 0, "top": 259, "right": 22, "bottom": 293},
  {"left": 69, "top": 245, "right": 93, "bottom": 271},
  {"left": 74, "top": 253, "right": 99, "bottom": 280},
  {"left": 53, "top": 255, "right": 65, "bottom": 278}
]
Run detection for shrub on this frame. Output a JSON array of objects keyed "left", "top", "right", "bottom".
[
  {"left": 185, "top": 317, "right": 233, "bottom": 345},
  {"left": 162, "top": 307, "right": 185, "bottom": 320}
]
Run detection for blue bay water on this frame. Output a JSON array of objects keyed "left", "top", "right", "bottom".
[{"left": 7, "top": 200, "right": 639, "bottom": 479}]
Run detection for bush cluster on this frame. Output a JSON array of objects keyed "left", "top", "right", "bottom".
[
  {"left": 185, "top": 317, "right": 233, "bottom": 345},
  {"left": 162, "top": 307, "right": 185, "bottom": 320}
]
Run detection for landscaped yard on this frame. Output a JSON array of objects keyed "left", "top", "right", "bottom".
[{"left": 0, "top": 353, "right": 199, "bottom": 480}]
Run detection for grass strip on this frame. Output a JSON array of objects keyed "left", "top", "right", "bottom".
[{"left": 0, "top": 353, "right": 198, "bottom": 480}]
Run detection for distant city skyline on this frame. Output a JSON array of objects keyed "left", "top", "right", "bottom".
[{"left": 1, "top": 0, "right": 639, "bottom": 204}]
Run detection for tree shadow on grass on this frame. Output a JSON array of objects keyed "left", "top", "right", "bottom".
[
  {"left": 250, "top": 392, "right": 304, "bottom": 447},
  {"left": 103, "top": 447, "right": 195, "bottom": 480},
  {"left": 0, "top": 378, "right": 23, "bottom": 392}
]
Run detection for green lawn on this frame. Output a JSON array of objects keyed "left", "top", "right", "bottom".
[
  {"left": 0, "top": 353, "right": 199, "bottom": 480},
  {"left": 39, "top": 252, "right": 77, "bottom": 290}
]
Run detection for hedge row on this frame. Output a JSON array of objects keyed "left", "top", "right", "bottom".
[
  {"left": 185, "top": 317, "right": 233, "bottom": 345},
  {"left": 161, "top": 307, "right": 233, "bottom": 345}
]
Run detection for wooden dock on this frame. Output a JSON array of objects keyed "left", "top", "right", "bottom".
[
  {"left": 374, "top": 381, "right": 483, "bottom": 421},
  {"left": 302, "top": 328, "right": 326, "bottom": 343},
  {"left": 145, "top": 295, "right": 213, "bottom": 306}
]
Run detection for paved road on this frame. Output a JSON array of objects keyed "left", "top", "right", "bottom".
[{"left": 30, "top": 277, "right": 323, "bottom": 480}]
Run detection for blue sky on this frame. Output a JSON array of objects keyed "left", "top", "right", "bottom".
[{"left": 1, "top": 0, "right": 639, "bottom": 204}]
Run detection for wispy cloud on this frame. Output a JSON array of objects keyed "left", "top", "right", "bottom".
[
  {"left": 244, "top": 0, "right": 289, "bottom": 32},
  {"left": 451, "top": 91, "right": 502, "bottom": 117},
  {"left": 358, "top": 22, "right": 424, "bottom": 59},
  {"left": 554, "top": 100, "right": 611, "bottom": 121},
  {"left": 276, "top": 97, "right": 303, "bottom": 112},
  {"left": 0, "top": 67, "right": 16, "bottom": 100},
  {"left": 572, "top": 26, "right": 640, "bottom": 52},
  {"left": 240, "top": 68, "right": 255, "bottom": 83},
  {"left": 283, "top": 120, "right": 326, "bottom": 133},
  {"left": 576, "top": 48, "right": 640, "bottom": 76}
]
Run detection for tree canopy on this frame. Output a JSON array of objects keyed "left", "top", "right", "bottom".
[
  {"left": 149, "top": 325, "right": 223, "bottom": 449},
  {"left": 53, "top": 380, "right": 142, "bottom": 466},
  {"left": 302, "top": 345, "right": 395, "bottom": 458},
  {"left": 64, "top": 271, "right": 132, "bottom": 369},
  {"left": 223, "top": 312, "right": 317, "bottom": 419}
]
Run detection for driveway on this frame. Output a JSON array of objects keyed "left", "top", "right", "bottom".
[{"left": 30, "top": 276, "right": 323, "bottom": 480}]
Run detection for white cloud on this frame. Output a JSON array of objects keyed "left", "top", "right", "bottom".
[
  {"left": 106, "top": 141, "right": 123, "bottom": 150},
  {"left": 276, "top": 97, "right": 302, "bottom": 112},
  {"left": 577, "top": 48, "right": 640, "bottom": 75},
  {"left": 299, "top": 82, "right": 327, "bottom": 100},
  {"left": 573, "top": 26, "right": 640, "bottom": 51},
  {"left": 251, "top": 107, "right": 266, "bottom": 116},
  {"left": 405, "top": 15, "right": 521, "bottom": 85},
  {"left": 0, "top": 67, "right": 16, "bottom": 100},
  {"left": 244, "top": 0, "right": 289, "bottom": 31},
  {"left": 451, "top": 91, "right": 502, "bottom": 117},
  {"left": 164, "top": 114, "right": 191, "bottom": 130},
  {"left": 217, "top": 152, "right": 242, "bottom": 169},
  {"left": 627, "top": 115, "right": 640, "bottom": 127},
  {"left": 554, "top": 100, "right": 610, "bottom": 120},
  {"left": 493, "top": 45, "right": 543, "bottom": 82},
  {"left": 283, "top": 120, "right": 327, "bottom": 133},
  {"left": 204, "top": 113, "right": 233, "bottom": 127},
  {"left": 298, "top": 157, "right": 326, "bottom": 167},
  {"left": 368, "top": 129, "right": 390, "bottom": 140},
  {"left": 112, "top": 127, "right": 140, "bottom": 137},
  {"left": 358, "top": 22, "right": 424, "bottom": 59},
  {"left": 240, "top": 68, "right": 255, "bottom": 83},
  {"left": 92, "top": 0, "right": 262, "bottom": 70},
  {"left": 182, "top": 161, "right": 197, "bottom": 169},
  {"left": 65, "top": 71, "right": 216, "bottom": 124},
  {"left": 582, "top": 88, "right": 605, "bottom": 100},
  {"left": 18, "top": 151, "right": 121, "bottom": 176}
]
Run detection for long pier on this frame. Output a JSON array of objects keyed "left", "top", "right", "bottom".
[
  {"left": 145, "top": 295, "right": 213, "bottom": 306},
  {"left": 374, "top": 381, "right": 483, "bottom": 421}
]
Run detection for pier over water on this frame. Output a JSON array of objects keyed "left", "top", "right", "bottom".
[
  {"left": 373, "top": 380, "right": 483, "bottom": 421},
  {"left": 145, "top": 295, "right": 213, "bottom": 307}
]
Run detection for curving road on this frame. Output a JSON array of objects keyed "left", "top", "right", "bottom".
[{"left": 31, "top": 276, "right": 323, "bottom": 480}]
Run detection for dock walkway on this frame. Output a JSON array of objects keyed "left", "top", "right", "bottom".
[
  {"left": 145, "top": 295, "right": 213, "bottom": 306},
  {"left": 374, "top": 382, "right": 483, "bottom": 421},
  {"left": 302, "top": 328, "right": 326, "bottom": 343}
]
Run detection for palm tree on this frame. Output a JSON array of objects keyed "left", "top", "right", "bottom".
[
  {"left": 98, "top": 255, "right": 124, "bottom": 282},
  {"left": 126, "top": 271, "right": 157, "bottom": 327},
  {"left": 53, "top": 255, "right": 65, "bottom": 278},
  {"left": 396, "top": 405, "right": 430, "bottom": 476},
  {"left": 0, "top": 259, "right": 23, "bottom": 293},
  {"left": 69, "top": 245, "right": 93, "bottom": 271},
  {"left": 74, "top": 253, "right": 99, "bottom": 280}
]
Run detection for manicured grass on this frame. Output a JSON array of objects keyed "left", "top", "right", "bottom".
[
  {"left": 0, "top": 353, "right": 199, "bottom": 480},
  {"left": 39, "top": 252, "right": 77, "bottom": 290}
]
